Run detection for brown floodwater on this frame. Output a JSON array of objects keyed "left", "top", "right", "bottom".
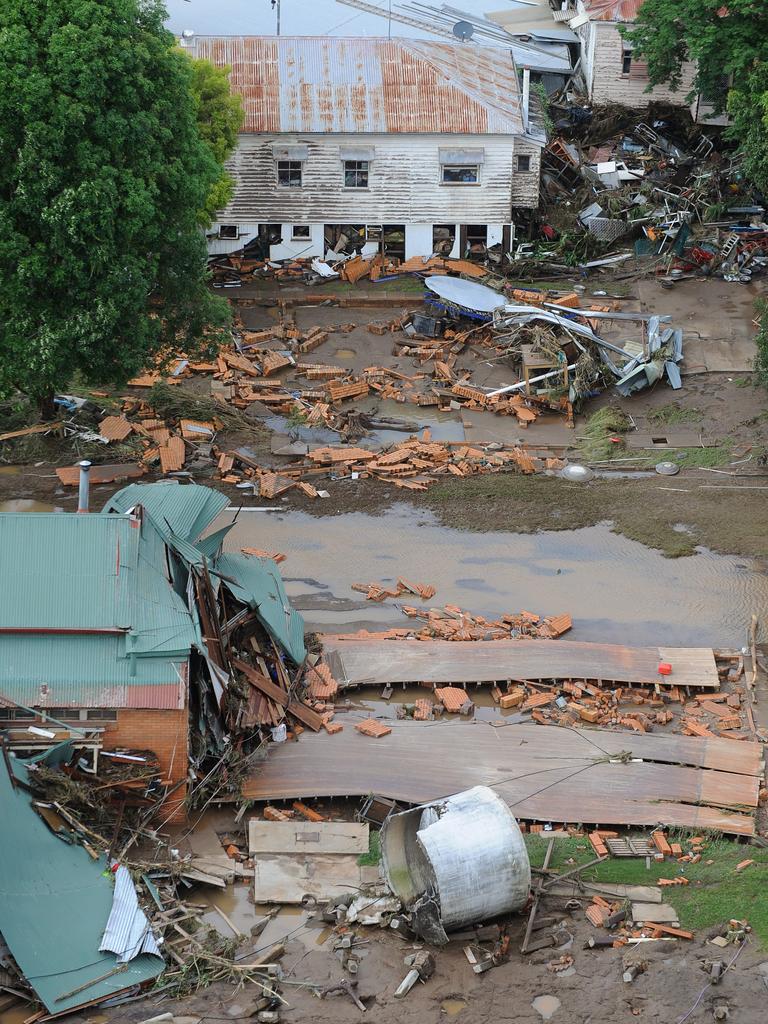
[
  {"left": 0, "top": 499, "right": 59, "bottom": 512},
  {"left": 217, "top": 504, "right": 768, "bottom": 647},
  {"left": 190, "top": 883, "right": 332, "bottom": 952}
]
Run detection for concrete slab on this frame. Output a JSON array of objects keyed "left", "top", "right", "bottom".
[
  {"left": 252, "top": 852, "right": 365, "bottom": 903},
  {"left": 636, "top": 278, "right": 763, "bottom": 373}
]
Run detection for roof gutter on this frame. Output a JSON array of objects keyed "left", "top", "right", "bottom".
[{"left": 0, "top": 627, "right": 127, "bottom": 635}]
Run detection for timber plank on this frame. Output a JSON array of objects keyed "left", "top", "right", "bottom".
[{"left": 242, "top": 720, "right": 760, "bottom": 835}]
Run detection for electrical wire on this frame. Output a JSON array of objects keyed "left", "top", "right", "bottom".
[{"left": 676, "top": 938, "right": 747, "bottom": 1024}]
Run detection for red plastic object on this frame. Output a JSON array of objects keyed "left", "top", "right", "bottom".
[{"left": 658, "top": 663, "right": 673, "bottom": 676}]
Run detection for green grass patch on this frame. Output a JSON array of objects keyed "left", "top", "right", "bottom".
[
  {"left": 357, "top": 829, "right": 381, "bottom": 867},
  {"left": 525, "top": 833, "right": 768, "bottom": 946},
  {"left": 647, "top": 404, "right": 703, "bottom": 426},
  {"left": 577, "top": 406, "right": 632, "bottom": 462}
]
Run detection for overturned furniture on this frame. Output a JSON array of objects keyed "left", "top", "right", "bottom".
[{"left": 380, "top": 786, "right": 530, "bottom": 945}]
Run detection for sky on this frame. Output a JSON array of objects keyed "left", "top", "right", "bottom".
[{"left": 163, "top": 0, "right": 521, "bottom": 40}]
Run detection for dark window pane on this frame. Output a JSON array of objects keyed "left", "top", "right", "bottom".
[
  {"left": 344, "top": 161, "right": 369, "bottom": 187},
  {"left": 86, "top": 709, "right": 118, "bottom": 721},
  {"left": 515, "top": 155, "right": 531, "bottom": 173},
  {"left": 442, "top": 165, "right": 478, "bottom": 183},
  {"left": 277, "top": 161, "right": 302, "bottom": 187}
]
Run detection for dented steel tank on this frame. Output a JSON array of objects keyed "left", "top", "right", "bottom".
[{"left": 380, "top": 785, "right": 531, "bottom": 945}]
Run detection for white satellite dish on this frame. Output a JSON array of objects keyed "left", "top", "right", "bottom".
[
  {"left": 181, "top": 28, "right": 195, "bottom": 40},
  {"left": 452, "top": 20, "right": 474, "bottom": 42}
]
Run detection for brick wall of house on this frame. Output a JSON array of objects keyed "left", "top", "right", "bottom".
[{"left": 102, "top": 709, "right": 189, "bottom": 823}]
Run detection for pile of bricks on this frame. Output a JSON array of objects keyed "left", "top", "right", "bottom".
[
  {"left": 680, "top": 691, "right": 748, "bottom": 740},
  {"left": 397, "top": 605, "right": 573, "bottom": 641},
  {"left": 351, "top": 578, "right": 437, "bottom": 602},
  {"left": 217, "top": 436, "right": 564, "bottom": 498}
]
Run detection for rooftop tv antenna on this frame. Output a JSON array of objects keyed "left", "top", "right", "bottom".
[{"left": 452, "top": 19, "right": 474, "bottom": 41}]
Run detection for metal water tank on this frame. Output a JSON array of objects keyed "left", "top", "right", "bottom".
[{"left": 380, "top": 786, "right": 531, "bottom": 944}]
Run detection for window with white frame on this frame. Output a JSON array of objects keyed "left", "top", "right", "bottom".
[
  {"left": 291, "top": 225, "right": 311, "bottom": 240},
  {"left": 514, "top": 154, "right": 532, "bottom": 174},
  {"left": 277, "top": 160, "right": 303, "bottom": 187},
  {"left": 344, "top": 160, "right": 369, "bottom": 188},
  {"left": 218, "top": 224, "right": 239, "bottom": 239},
  {"left": 441, "top": 164, "right": 479, "bottom": 184}
]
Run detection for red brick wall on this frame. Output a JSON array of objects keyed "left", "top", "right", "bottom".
[{"left": 103, "top": 709, "right": 188, "bottom": 823}]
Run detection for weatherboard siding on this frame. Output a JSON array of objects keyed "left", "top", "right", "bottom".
[
  {"left": 589, "top": 23, "right": 697, "bottom": 106},
  {"left": 217, "top": 132, "right": 531, "bottom": 226}
]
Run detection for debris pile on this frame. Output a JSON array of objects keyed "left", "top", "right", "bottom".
[
  {"left": 209, "top": 250, "right": 492, "bottom": 288},
  {"left": 538, "top": 112, "right": 767, "bottom": 289}
]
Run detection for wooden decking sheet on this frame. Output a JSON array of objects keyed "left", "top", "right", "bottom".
[
  {"left": 243, "top": 721, "right": 762, "bottom": 836},
  {"left": 322, "top": 638, "right": 720, "bottom": 689}
]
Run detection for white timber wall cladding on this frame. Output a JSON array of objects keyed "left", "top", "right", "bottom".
[
  {"left": 219, "top": 132, "right": 528, "bottom": 224},
  {"left": 510, "top": 139, "right": 541, "bottom": 209},
  {"left": 591, "top": 24, "right": 697, "bottom": 107}
]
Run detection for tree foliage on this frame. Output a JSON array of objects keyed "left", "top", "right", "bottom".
[
  {"left": 623, "top": 1, "right": 768, "bottom": 107},
  {"left": 625, "top": 2, "right": 768, "bottom": 195},
  {"left": 0, "top": 0, "right": 230, "bottom": 410},
  {"left": 185, "top": 54, "right": 244, "bottom": 223}
]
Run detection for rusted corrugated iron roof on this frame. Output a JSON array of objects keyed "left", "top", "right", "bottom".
[
  {"left": 191, "top": 36, "right": 525, "bottom": 135},
  {"left": 581, "top": 0, "right": 645, "bottom": 22}
]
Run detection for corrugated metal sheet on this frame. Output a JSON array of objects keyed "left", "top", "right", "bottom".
[
  {"left": 99, "top": 865, "right": 162, "bottom": 963},
  {"left": 0, "top": 508, "right": 197, "bottom": 708},
  {"left": 0, "top": 757, "right": 163, "bottom": 1014},
  {"left": 104, "top": 482, "right": 229, "bottom": 544},
  {"left": 191, "top": 37, "right": 524, "bottom": 135},
  {"left": 215, "top": 552, "right": 306, "bottom": 665},
  {"left": 1, "top": 634, "right": 187, "bottom": 708},
  {"left": 0, "top": 513, "right": 135, "bottom": 630},
  {"left": 582, "top": 0, "right": 644, "bottom": 22}
]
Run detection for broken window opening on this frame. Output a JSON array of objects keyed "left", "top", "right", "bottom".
[
  {"left": 291, "top": 225, "right": 311, "bottom": 240},
  {"left": 442, "top": 165, "right": 479, "bottom": 184},
  {"left": 344, "top": 160, "right": 369, "bottom": 188},
  {"left": 277, "top": 160, "right": 303, "bottom": 187},
  {"left": 433, "top": 224, "right": 456, "bottom": 256},
  {"left": 218, "top": 224, "right": 239, "bottom": 239}
]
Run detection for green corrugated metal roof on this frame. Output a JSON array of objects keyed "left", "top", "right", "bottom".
[
  {"left": 215, "top": 552, "right": 306, "bottom": 665},
  {"left": 0, "top": 513, "right": 136, "bottom": 630},
  {"left": 0, "top": 756, "right": 163, "bottom": 1013},
  {"left": 0, "top": 511, "right": 197, "bottom": 708},
  {"left": 104, "top": 483, "right": 229, "bottom": 543}
]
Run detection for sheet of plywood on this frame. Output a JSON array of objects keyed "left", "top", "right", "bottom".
[
  {"left": 243, "top": 720, "right": 760, "bottom": 836},
  {"left": 253, "top": 853, "right": 364, "bottom": 903},
  {"left": 322, "top": 637, "right": 720, "bottom": 690},
  {"left": 249, "top": 820, "right": 368, "bottom": 855}
]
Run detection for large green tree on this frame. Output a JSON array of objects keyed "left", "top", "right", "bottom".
[
  {"left": 624, "top": 1, "right": 768, "bottom": 192},
  {"left": 185, "top": 54, "right": 244, "bottom": 223},
  {"left": 0, "top": 0, "right": 230, "bottom": 414}
]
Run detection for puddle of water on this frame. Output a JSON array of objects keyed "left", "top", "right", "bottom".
[
  {"left": 262, "top": 417, "right": 339, "bottom": 445},
  {"left": 334, "top": 347, "right": 357, "bottom": 360},
  {"left": 442, "top": 998, "right": 468, "bottom": 1016},
  {"left": 0, "top": 499, "right": 58, "bottom": 512},
  {"left": 0, "top": 465, "right": 21, "bottom": 475},
  {"left": 217, "top": 505, "right": 768, "bottom": 647},
  {"left": 190, "top": 884, "right": 325, "bottom": 951},
  {"left": 532, "top": 995, "right": 561, "bottom": 1020},
  {"left": 356, "top": 686, "right": 516, "bottom": 723}
]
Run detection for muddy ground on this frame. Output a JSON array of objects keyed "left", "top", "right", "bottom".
[
  {"left": 7, "top": 273, "right": 768, "bottom": 1023},
  {"left": 65, "top": 888, "right": 768, "bottom": 1024},
  {"left": 3, "top": 271, "right": 768, "bottom": 558}
]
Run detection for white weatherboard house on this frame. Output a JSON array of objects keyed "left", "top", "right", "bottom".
[
  {"left": 186, "top": 36, "right": 543, "bottom": 261},
  {"left": 563, "top": 0, "right": 724, "bottom": 124}
]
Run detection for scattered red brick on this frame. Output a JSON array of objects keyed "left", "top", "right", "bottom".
[{"left": 355, "top": 718, "right": 392, "bottom": 738}]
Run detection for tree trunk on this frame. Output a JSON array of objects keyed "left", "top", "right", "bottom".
[{"left": 37, "top": 389, "right": 56, "bottom": 420}]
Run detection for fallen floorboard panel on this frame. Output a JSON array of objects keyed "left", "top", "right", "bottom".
[
  {"left": 242, "top": 721, "right": 761, "bottom": 835},
  {"left": 322, "top": 638, "right": 720, "bottom": 690}
]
